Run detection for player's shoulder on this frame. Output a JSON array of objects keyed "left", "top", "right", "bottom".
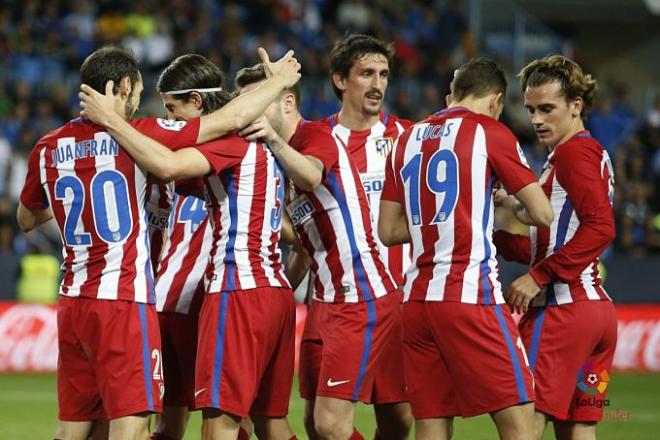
[
  {"left": 291, "top": 120, "right": 333, "bottom": 145},
  {"left": 555, "top": 131, "right": 604, "bottom": 163},
  {"left": 128, "top": 116, "right": 196, "bottom": 133},
  {"left": 382, "top": 113, "right": 413, "bottom": 130},
  {"left": 36, "top": 118, "right": 95, "bottom": 148}
]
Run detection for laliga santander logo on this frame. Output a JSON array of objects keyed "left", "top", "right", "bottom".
[{"left": 576, "top": 363, "right": 610, "bottom": 394}]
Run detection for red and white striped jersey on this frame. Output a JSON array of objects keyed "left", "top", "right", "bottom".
[
  {"left": 496, "top": 131, "right": 615, "bottom": 306},
  {"left": 19, "top": 117, "right": 201, "bottom": 303},
  {"left": 195, "top": 135, "right": 290, "bottom": 293},
  {"left": 323, "top": 112, "right": 412, "bottom": 287},
  {"left": 288, "top": 121, "right": 396, "bottom": 303},
  {"left": 155, "top": 192, "right": 211, "bottom": 314},
  {"left": 146, "top": 182, "right": 174, "bottom": 273},
  {"left": 381, "top": 107, "right": 537, "bottom": 304}
]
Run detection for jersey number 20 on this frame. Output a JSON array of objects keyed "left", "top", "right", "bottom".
[{"left": 55, "top": 170, "right": 132, "bottom": 246}]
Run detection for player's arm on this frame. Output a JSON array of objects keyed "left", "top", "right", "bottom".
[
  {"left": 196, "top": 48, "right": 301, "bottom": 143},
  {"left": 240, "top": 116, "right": 323, "bottom": 191},
  {"left": 285, "top": 241, "right": 311, "bottom": 290},
  {"left": 495, "top": 185, "right": 553, "bottom": 227},
  {"left": 17, "top": 202, "right": 52, "bottom": 233},
  {"left": 527, "top": 148, "right": 616, "bottom": 287},
  {"left": 280, "top": 212, "right": 298, "bottom": 245},
  {"left": 379, "top": 200, "right": 410, "bottom": 246}
]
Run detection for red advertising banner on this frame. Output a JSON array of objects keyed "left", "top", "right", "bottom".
[{"left": 1, "top": 302, "right": 658, "bottom": 373}]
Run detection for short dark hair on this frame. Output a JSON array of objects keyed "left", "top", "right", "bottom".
[
  {"left": 80, "top": 46, "right": 140, "bottom": 95},
  {"left": 450, "top": 57, "right": 507, "bottom": 102},
  {"left": 234, "top": 63, "right": 301, "bottom": 110},
  {"left": 157, "top": 54, "right": 232, "bottom": 114},
  {"left": 329, "top": 34, "right": 394, "bottom": 100},
  {"left": 518, "top": 55, "right": 598, "bottom": 118}
]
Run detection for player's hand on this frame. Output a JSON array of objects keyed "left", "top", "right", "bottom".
[
  {"left": 240, "top": 116, "right": 277, "bottom": 142},
  {"left": 258, "top": 47, "right": 301, "bottom": 87},
  {"left": 493, "top": 188, "right": 509, "bottom": 208},
  {"left": 79, "top": 80, "right": 119, "bottom": 126},
  {"left": 505, "top": 273, "right": 541, "bottom": 314}
]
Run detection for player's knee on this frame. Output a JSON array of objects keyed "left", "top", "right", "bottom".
[{"left": 314, "top": 410, "right": 352, "bottom": 440}]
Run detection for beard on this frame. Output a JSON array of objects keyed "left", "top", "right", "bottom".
[{"left": 125, "top": 91, "right": 138, "bottom": 118}]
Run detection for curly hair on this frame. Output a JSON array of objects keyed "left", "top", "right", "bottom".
[{"left": 518, "top": 55, "right": 598, "bottom": 118}]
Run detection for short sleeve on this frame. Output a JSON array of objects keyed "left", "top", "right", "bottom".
[
  {"left": 194, "top": 135, "right": 247, "bottom": 174},
  {"left": 290, "top": 124, "right": 338, "bottom": 177},
  {"left": 129, "top": 117, "right": 201, "bottom": 150},
  {"left": 485, "top": 122, "right": 538, "bottom": 194},
  {"left": 19, "top": 144, "right": 49, "bottom": 210}
]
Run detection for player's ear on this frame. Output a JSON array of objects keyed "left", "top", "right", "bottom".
[
  {"left": 332, "top": 73, "right": 346, "bottom": 94},
  {"left": 445, "top": 94, "right": 452, "bottom": 107},
  {"left": 118, "top": 76, "right": 132, "bottom": 99},
  {"left": 189, "top": 92, "right": 203, "bottom": 110},
  {"left": 282, "top": 92, "right": 296, "bottom": 114},
  {"left": 571, "top": 96, "right": 584, "bottom": 118}
]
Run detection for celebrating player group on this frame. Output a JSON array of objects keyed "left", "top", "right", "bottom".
[{"left": 18, "top": 32, "right": 617, "bottom": 440}]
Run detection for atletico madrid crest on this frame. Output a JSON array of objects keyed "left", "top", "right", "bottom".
[{"left": 374, "top": 137, "right": 394, "bottom": 156}]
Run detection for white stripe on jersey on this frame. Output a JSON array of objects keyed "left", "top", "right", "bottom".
[
  {"left": 234, "top": 144, "right": 257, "bottom": 290},
  {"left": 206, "top": 175, "right": 230, "bottom": 293},
  {"left": 259, "top": 152, "right": 282, "bottom": 286},
  {"left": 402, "top": 124, "right": 428, "bottom": 301},
  {"left": 94, "top": 134, "right": 123, "bottom": 300},
  {"left": 54, "top": 137, "right": 87, "bottom": 298},
  {"left": 133, "top": 162, "right": 151, "bottom": 304}
]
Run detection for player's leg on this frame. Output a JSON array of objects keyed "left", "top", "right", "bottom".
[
  {"left": 401, "top": 301, "right": 460, "bottom": 439},
  {"left": 54, "top": 421, "right": 93, "bottom": 440},
  {"left": 553, "top": 421, "right": 597, "bottom": 440},
  {"left": 250, "top": 288, "right": 297, "bottom": 439},
  {"left": 414, "top": 418, "right": 453, "bottom": 440},
  {"left": 532, "top": 411, "right": 549, "bottom": 440},
  {"left": 152, "top": 408, "right": 190, "bottom": 440},
  {"left": 373, "top": 402, "right": 412, "bottom": 440},
  {"left": 490, "top": 403, "right": 535, "bottom": 440},
  {"left": 299, "top": 302, "right": 325, "bottom": 439},
  {"left": 153, "top": 312, "right": 198, "bottom": 440},
  {"left": 108, "top": 414, "right": 151, "bottom": 439},
  {"left": 239, "top": 418, "right": 254, "bottom": 439},
  {"left": 202, "top": 409, "right": 242, "bottom": 439},
  {"left": 313, "top": 396, "right": 356, "bottom": 440},
  {"left": 371, "top": 298, "right": 412, "bottom": 440}
]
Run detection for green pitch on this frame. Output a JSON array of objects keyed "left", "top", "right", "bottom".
[{"left": 0, "top": 373, "right": 658, "bottom": 439}]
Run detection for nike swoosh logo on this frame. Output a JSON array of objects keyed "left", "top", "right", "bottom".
[
  {"left": 326, "top": 378, "right": 350, "bottom": 387},
  {"left": 194, "top": 388, "right": 207, "bottom": 398}
]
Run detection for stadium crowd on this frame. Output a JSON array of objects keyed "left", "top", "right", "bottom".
[{"left": 0, "top": 0, "right": 659, "bottom": 260}]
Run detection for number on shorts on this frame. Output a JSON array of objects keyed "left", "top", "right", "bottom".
[{"left": 151, "top": 348, "right": 163, "bottom": 380}]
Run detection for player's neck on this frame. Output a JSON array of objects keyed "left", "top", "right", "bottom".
[
  {"left": 282, "top": 114, "right": 303, "bottom": 143},
  {"left": 337, "top": 106, "right": 380, "bottom": 131},
  {"left": 448, "top": 97, "right": 491, "bottom": 117}
]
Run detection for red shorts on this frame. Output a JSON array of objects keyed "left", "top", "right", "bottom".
[
  {"left": 402, "top": 301, "right": 534, "bottom": 418},
  {"left": 57, "top": 297, "right": 163, "bottom": 421},
  {"left": 309, "top": 293, "right": 399, "bottom": 403},
  {"left": 298, "top": 300, "right": 324, "bottom": 400},
  {"left": 520, "top": 300, "right": 617, "bottom": 422},
  {"left": 195, "top": 287, "right": 295, "bottom": 417},
  {"left": 159, "top": 312, "right": 198, "bottom": 409}
]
